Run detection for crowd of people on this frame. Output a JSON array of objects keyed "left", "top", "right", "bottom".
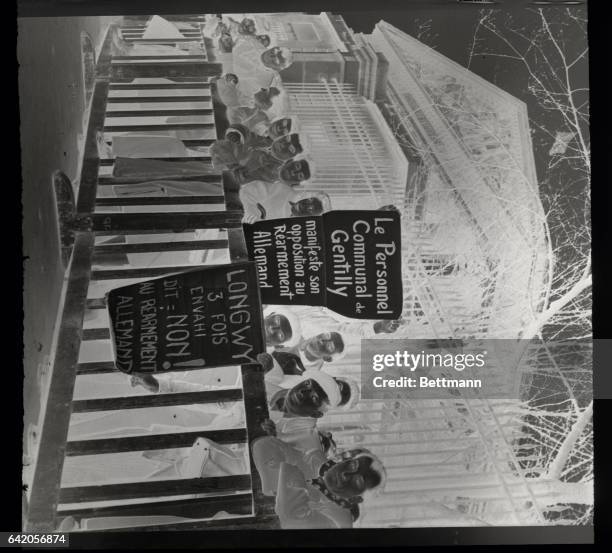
[
  {"left": 204, "top": 14, "right": 334, "bottom": 225},
  {"left": 122, "top": 304, "right": 402, "bottom": 528},
  {"left": 100, "top": 14, "right": 331, "bottom": 226},
  {"left": 244, "top": 303, "right": 389, "bottom": 528},
  {"left": 60, "top": 302, "right": 394, "bottom": 530}
]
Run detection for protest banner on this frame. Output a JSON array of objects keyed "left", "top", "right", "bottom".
[
  {"left": 106, "top": 261, "right": 265, "bottom": 374},
  {"left": 244, "top": 210, "right": 402, "bottom": 319},
  {"left": 242, "top": 216, "right": 325, "bottom": 306}
]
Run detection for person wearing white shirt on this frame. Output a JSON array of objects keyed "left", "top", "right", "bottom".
[
  {"left": 231, "top": 44, "right": 293, "bottom": 97},
  {"left": 240, "top": 186, "right": 330, "bottom": 223},
  {"left": 262, "top": 369, "right": 359, "bottom": 453},
  {"left": 273, "top": 331, "right": 346, "bottom": 373},
  {"left": 262, "top": 306, "right": 302, "bottom": 353}
]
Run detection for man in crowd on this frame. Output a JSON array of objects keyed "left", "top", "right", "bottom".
[
  {"left": 217, "top": 31, "right": 235, "bottom": 53},
  {"left": 215, "top": 73, "right": 283, "bottom": 113},
  {"left": 209, "top": 123, "right": 273, "bottom": 171},
  {"left": 215, "top": 42, "right": 293, "bottom": 123},
  {"left": 231, "top": 155, "right": 311, "bottom": 186},
  {"left": 232, "top": 45, "right": 293, "bottom": 90},
  {"left": 269, "top": 133, "right": 304, "bottom": 161},
  {"left": 253, "top": 445, "right": 386, "bottom": 528},
  {"left": 241, "top": 181, "right": 330, "bottom": 222},
  {"left": 263, "top": 306, "right": 302, "bottom": 351},
  {"left": 211, "top": 126, "right": 302, "bottom": 173},
  {"left": 267, "top": 116, "right": 298, "bottom": 139},
  {"left": 266, "top": 370, "right": 357, "bottom": 420},
  {"left": 255, "top": 35, "right": 272, "bottom": 48},
  {"left": 226, "top": 16, "right": 257, "bottom": 36},
  {"left": 263, "top": 369, "right": 360, "bottom": 452},
  {"left": 228, "top": 113, "right": 298, "bottom": 149},
  {"left": 258, "top": 330, "right": 346, "bottom": 376}
]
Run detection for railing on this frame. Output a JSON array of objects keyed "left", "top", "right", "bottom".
[{"left": 24, "top": 22, "right": 277, "bottom": 532}]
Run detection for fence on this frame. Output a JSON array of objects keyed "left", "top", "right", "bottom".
[{"left": 24, "top": 21, "right": 277, "bottom": 532}]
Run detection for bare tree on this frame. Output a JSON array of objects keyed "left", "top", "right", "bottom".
[{"left": 467, "top": 7, "right": 590, "bottom": 341}]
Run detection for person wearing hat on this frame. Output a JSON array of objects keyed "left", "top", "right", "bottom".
[
  {"left": 251, "top": 441, "right": 386, "bottom": 528},
  {"left": 228, "top": 149, "right": 280, "bottom": 185},
  {"left": 209, "top": 123, "right": 273, "bottom": 171},
  {"left": 255, "top": 34, "right": 272, "bottom": 48},
  {"left": 232, "top": 29, "right": 273, "bottom": 52},
  {"left": 209, "top": 127, "right": 251, "bottom": 172},
  {"left": 223, "top": 89, "right": 289, "bottom": 136},
  {"left": 262, "top": 306, "right": 302, "bottom": 352},
  {"left": 220, "top": 41, "right": 292, "bottom": 120},
  {"left": 265, "top": 369, "right": 356, "bottom": 416},
  {"left": 231, "top": 155, "right": 312, "bottom": 186},
  {"left": 289, "top": 192, "right": 331, "bottom": 217},
  {"left": 217, "top": 90, "right": 290, "bottom": 139},
  {"left": 231, "top": 44, "right": 293, "bottom": 93},
  {"left": 257, "top": 332, "right": 356, "bottom": 452},
  {"left": 276, "top": 157, "right": 311, "bottom": 185},
  {"left": 269, "top": 330, "right": 346, "bottom": 372},
  {"left": 256, "top": 330, "right": 348, "bottom": 403},
  {"left": 235, "top": 132, "right": 309, "bottom": 219},
  {"left": 262, "top": 369, "right": 360, "bottom": 456},
  {"left": 268, "top": 133, "right": 304, "bottom": 161},
  {"left": 260, "top": 46, "right": 294, "bottom": 72},
  {"left": 214, "top": 72, "right": 285, "bottom": 116},
  {"left": 240, "top": 186, "right": 331, "bottom": 223},
  {"left": 217, "top": 31, "right": 235, "bottom": 53},
  {"left": 210, "top": 123, "right": 303, "bottom": 169},
  {"left": 225, "top": 16, "right": 257, "bottom": 36},
  {"left": 265, "top": 116, "right": 299, "bottom": 140},
  {"left": 227, "top": 106, "right": 272, "bottom": 135},
  {"left": 229, "top": 122, "right": 273, "bottom": 149}
]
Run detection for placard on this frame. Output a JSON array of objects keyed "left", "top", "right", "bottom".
[
  {"left": 242, "top": 216, "right": 325, "bottom": 306},
  {"left": 244, "top": 210, "right": 403, "bottom": 319},
  {"left": 324, "top": 211, "right": 402, "bottom": 319},
  {"left": 106, "top": 262, "right": 265, "bottom": 374}
]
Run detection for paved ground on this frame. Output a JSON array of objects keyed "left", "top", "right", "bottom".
[{"left": 18, "top": 16, "right": 120, "bottom": 469}]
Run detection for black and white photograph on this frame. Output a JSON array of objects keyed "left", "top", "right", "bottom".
[{"left": 17, "top": 0, "right": 594, "bottom": 540}]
